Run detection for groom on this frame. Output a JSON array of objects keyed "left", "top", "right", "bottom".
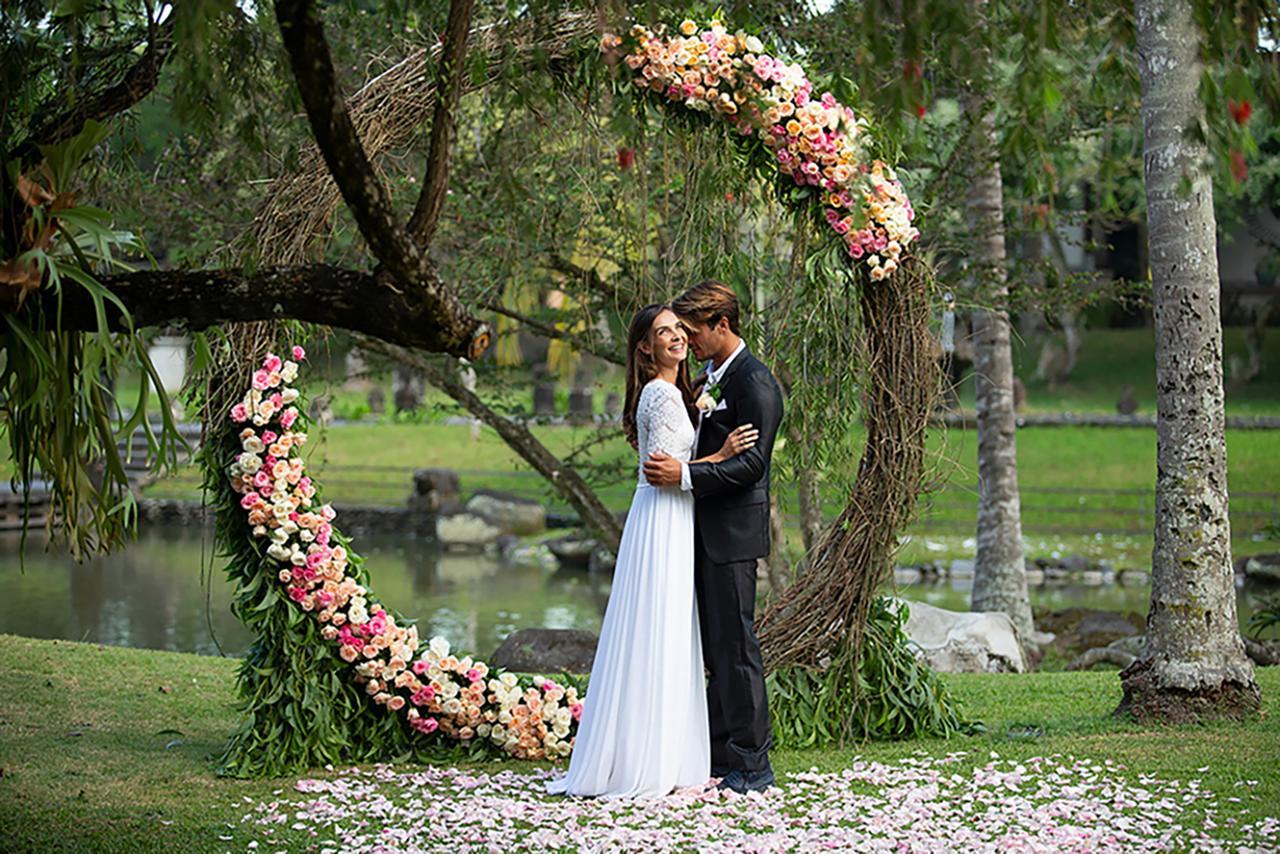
[{"left": 643, "top": 280, "right": 784, "bottom": 794}]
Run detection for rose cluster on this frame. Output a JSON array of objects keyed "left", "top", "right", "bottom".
[
  {"left": 227, "top": 350, "right": 580, "bottom": 760},
  {"left": 602, "top": 18, "right": 919, "bottom": 281}
]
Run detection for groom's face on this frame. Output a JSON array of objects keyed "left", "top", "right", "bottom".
[{"left": 680, "top": 316, "right": 727, "bottom": 363}]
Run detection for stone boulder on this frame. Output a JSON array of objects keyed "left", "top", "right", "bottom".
[
  {"left": 465, "top": 491, "right": 546, "bottom": 536},
  {"left": 546, "top": 534, "right": 597, "bottom": 570},
  {"left": 410, "top": 468, "right": 461, "bottom": 515},
  {"left": 889, "top": 598, "right": 1026, "bottom": 673},
  {"left": 1239, "top": 553, "right": 1280, "bottom": 583},
  {"left": 490, "top": 628, "right": 598, "bottom": 675},
  {"left": 435, "top": 511, "right": 501, "bottom": 551},
  {"left": 1037, "top": 607, "right": 1144, "bottom": 656}
]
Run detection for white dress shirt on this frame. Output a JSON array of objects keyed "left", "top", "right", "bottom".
[{"left": 679, "top": 340, "right": 746, "bottom": 491}]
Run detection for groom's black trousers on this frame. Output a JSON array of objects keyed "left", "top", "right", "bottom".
[{"left": 694, "top": 535, "right": 772, "bottom": 773}]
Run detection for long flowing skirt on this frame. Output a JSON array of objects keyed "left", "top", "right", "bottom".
[{"left": 546, "top": 482, "right": 709, "bottom": 797}]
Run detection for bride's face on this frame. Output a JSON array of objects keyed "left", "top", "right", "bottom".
[{"left": 645, "top": 309, "right": 688, "bottom": 370}]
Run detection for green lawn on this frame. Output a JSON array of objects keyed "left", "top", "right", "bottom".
[
  {"left": 137, "top": 420, "right": 1280, "bottom": 565},
  {"left": 0, "top": 634, "right": 1276, "bottom": 851}
]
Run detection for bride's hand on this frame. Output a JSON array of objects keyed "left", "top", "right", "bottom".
[{"left": 714, "top": 424, "right": 758, "bottom": 462}]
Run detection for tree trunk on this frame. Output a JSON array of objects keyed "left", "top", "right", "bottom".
[
  {"left": 1117, "top": 0, "right": 1260, "bottom": 722},
  {"left": 962, "top": 82, "right": 1035, "bottom": 645}
]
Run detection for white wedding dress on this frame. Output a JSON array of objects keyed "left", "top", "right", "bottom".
[{"left": 546, "top": 378, "right": 710, "bottom": 797}]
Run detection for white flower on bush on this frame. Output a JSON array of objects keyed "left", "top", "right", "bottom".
[
  {"left": 242, "top": 435, "right": 265, "bottom": 454},
  {"left": 348, "top": 605, "right": 368, "bottom": 624},
  {"left": 281, "top": 387, "right": 300, "bottom": 404},
  {"left": 238, "top": 453, "right": 262, "bottom": 474},
  {"left": 290, "top": 549, "right": 307, "bottom": 567},
  {"left": 281, "top": 362, "right": 299, "bottom": 383},
  {"left": 429, "top": 636, "right": 450, "bottom": 659},
  {"left": 498, "top": 672, "right": 518, "bottom": 689}
]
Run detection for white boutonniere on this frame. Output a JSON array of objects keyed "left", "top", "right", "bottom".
[{"left": 695, "top": 381, "right": 723, "bottom": 414}]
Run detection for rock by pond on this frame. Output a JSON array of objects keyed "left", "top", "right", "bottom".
[
  {"left": 1238, "top": 553, "right": 1280, "bottom": 584},
  {"left": 890, "top": 598, "right": 1026, "bottom": 674},
  {"left": 490, "top": 628, "right": 597, "bottom": 675},
  {"left": 466, "top": 490, "right": 547, "bottom": 536}
]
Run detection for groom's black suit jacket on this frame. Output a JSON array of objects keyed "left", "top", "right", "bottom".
[{"left": 688, "top": 348, "right": 785, "bottom": 565}]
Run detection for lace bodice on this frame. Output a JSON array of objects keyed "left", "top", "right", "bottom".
[{"left": 635, "top": 379, "right": 695, "bottom": 484}]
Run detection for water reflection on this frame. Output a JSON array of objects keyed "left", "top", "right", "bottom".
[
  {"left": 0, "top": 526, "right": 1269, "bottom": 657},
  {"left": 0, "top": 528, "right": 613, "bottom": 659}
]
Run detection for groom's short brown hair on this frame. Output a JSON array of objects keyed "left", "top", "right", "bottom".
[{"left": 672, "top": 279, "right": 741, "bottom": 335}]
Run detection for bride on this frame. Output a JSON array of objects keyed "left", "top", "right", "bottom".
[{"left": 547, "top": 304, "right": 758, "bottom": 798}]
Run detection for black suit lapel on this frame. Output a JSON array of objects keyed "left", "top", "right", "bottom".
[{"left": 714, "top": 347, "right": 753, "bottom": 396}]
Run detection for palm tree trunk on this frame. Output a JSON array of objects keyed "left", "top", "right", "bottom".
[
  {"left": 1117, "top": 0, "right": 1260, "bottom": 721},
  {"left": 962, "top": 82, "right": 1035, "bottom": 645}
]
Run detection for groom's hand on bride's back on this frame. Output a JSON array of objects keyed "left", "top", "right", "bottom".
[{"left": 643, "top": 452, "right": 683, "bottom": 486}]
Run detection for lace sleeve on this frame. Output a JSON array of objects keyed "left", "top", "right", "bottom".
[{"left": 641, "top": 381, "right": 694, "bottom": 460}]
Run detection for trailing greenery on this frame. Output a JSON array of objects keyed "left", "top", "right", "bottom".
[
  {"left": 768, "top": 597, "right": 972, "bottom": 747},
  {"left": 1, "top": 122, "right": 180, "bottom": 561}
]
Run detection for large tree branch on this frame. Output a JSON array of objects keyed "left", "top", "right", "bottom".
[
  {"left": 33, "top": 266, "right": 476, "bottom": 353},
  {"left": 479, "top": 299, "right": 625, "bottom": 366},
  {"left": 14, "top": 17, "right": 178, "bottom": 166},
  {"left": 356, "top": 335, "right": 624, "bottom": 551},
  {"left": 273, "top": 0, "right": 489, "bottom": 360},
  {"left": 406, "top": 0, "right": 475, "bottom": 247}
]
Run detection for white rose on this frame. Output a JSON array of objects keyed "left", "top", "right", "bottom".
[
  {"left": 281, "top": 388, "right": 300, "bottom": 404},
  {"left": 499, "top": 672, "right": 518, "bottom": 689},
  {"left": 290, "top": 549, "right": 307, "bottom": 566},
  {"left": 238, "top": 453, "right": 262, "bottom": 474},
  {"left": 267, "top": 544, "right": 290, "bottom": 562},
  {"left": 745, "top": 35, "right": 763, "bottom": 53},
  {"left": 429, "top": 637, "right": 451, "bottom": 659},
  {"left": 242, "top": 436, "right": 265, "bottom": 454},
  {"left": 281, "top": 362, "right": 299, "bottom": 383}
]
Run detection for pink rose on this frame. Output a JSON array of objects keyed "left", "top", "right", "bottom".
[
  {"left": 412, "top": 660, "right": 430, "bottom": 676},
  {"left": 230, "top": 403, "right": 248, "bottom": 422},
  {"left": 261, "top": 430, "right": 278, "bottom": 444},
  {"left": 251, "top": 370, "right": 270, "bottom": 391},
  {"left": 411, "top": 716, "right": 439, "bottom": 735},
  {"left": 288, "top": 587, "right": 306, "bottom": 603},
  {"left": 292, "top": 345, "right": 306, "bottom": 361},
  {"left": 240, "top": 494, "right": 260, "bottom": 510},
  {"left": 280, "top": 408, "right": 298, "bottom": 429},
  {"left": 253, "top": 471, "right": 272, "bottom": 490},
  {"left": 264, "top": 353, "right": 283, "bottom": 373},
  {"left": 570, "top": 702, "right": 583, "bottom": 722},
  {"left": 466, "top": 668, "right": 482, "bottom": 683}
]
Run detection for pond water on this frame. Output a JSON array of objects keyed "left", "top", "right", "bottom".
[{"left": 0, "top": 527, "right": 1272, "bottom": 659}]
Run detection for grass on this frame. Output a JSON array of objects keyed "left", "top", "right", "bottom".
[
  {"left": 135, "top": 420, "right": 1280, "bottom": 565},
  {"left": 0, "top": 634, "right": 1277, "bottom": 851}
]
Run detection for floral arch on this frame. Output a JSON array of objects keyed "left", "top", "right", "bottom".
[{"left": 213, "top": 17, "right": 956, "bottom": 779}]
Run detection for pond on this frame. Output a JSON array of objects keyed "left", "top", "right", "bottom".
[{"left": 0, "top": 527, "right": 1272, "bottom": 659}]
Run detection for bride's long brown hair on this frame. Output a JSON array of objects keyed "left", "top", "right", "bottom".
[{"left": 622, "top": 304, "right": 696, "bottom": 449}]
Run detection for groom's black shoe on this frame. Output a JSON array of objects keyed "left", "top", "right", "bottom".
[
  {"left": 711, "top": 765, "right": 733, "bottom": 779},
  {"left": 716, "top": 767, "right": 775, "bottom": 794}
]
